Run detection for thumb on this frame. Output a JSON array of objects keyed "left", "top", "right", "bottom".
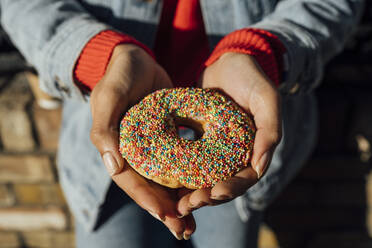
[
  {"left": 91, "top": 130, "right": 125, "bottom": 176},
  {"left": 90, "top": 83, "right": 129, "bottom": 176},
  {"left": 249, "top": 86, "right": 281, "bottom": 179}
]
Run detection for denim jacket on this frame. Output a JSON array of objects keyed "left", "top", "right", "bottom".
[{"left": 0, "top": 0, "right": 364, "bottom": 231}]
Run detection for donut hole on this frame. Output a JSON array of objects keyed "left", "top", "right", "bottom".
[{"left": 174, "top": 116, "right": 204, "bottom": 141}]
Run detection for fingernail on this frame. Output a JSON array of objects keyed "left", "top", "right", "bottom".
[
  {"left": 148, "top": 211, "right": 163, "bottom": 222},
  {"left": 210, "top": 194, "right": 232, "bottom": 201},
  {"left": 177, "top": 213, "right": 185, "bottom": 219},
  {"left": 103, "top": 152, "right": 119, "bottom": 176},
  {"left": 170, "top": 230, "right": 183, "bottom": 240},
  {"left": 256, "top": 152, "right": 270, "bottom": 179},
  {"left": 183, "top": 233, "right": 191, "bottom": 240}
]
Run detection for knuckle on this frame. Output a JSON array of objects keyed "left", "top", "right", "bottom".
[
  {"left": 125, "top": 46, "right": 146, "bottom": 58},
  {"left": 213, "top": 187, "right": 234, "bottom": 200},
  {"left": 114, "top": 45, "right": 147, "bottom": 64},
  {"left": 220, "top": 188, "right": 234, "bottom": 197},
  {"left": 272, "top": 131, "right": 282, "bottom": 145},
  {"left": 268, "top": 131, "right": 282, "bottom": 147},
  {"left": 90, "top": 128, "right": 105, "bottom": 145},
  {"left": 171, "top": 224, "right": 185, "bottom": 234}
]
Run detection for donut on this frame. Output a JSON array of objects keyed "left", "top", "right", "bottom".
[{"left": 119, "top": 88, "right": 256, "bottom": 189}]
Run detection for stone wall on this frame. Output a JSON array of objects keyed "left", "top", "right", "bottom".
[{"left": 0, "top": 2, "right": 371, "bottom": 248}]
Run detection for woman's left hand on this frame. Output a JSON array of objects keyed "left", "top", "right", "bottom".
[{"left": 177, "top": 52, "right": 282, "bottom": 217}]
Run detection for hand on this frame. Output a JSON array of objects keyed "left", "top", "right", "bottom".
[
  {"left": 89, "top": 44, "right": 195, "bottom": 240},
  {"left": 177, "top": 52, "right": 282, "bottom": 216}
]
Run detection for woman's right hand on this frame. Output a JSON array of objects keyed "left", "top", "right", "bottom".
[{"left": 89, "top": 44, "right": 195, "bottom": 240}]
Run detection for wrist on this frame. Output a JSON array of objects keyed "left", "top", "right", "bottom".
[
  {"left": 221, "top": 53, "right": 276, "bottom": 85},
  {"left": 112, "top": 43, "right": 148, "bottom": 58},
  {"left": 218, "top": 52, "right": 254, "bottom": 63},
  {"left": 205, "top": 28, "right": 286, "bottom": 86},
  {"left": 74, "top": 30, "right": 154, "bottom": 91},
  {"left": 109, "top": 43, "right": 151, "bottom": 67}
]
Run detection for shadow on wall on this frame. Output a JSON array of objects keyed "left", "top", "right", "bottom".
[
  {"left": 263, "top": 3, "right": 372, "bottom": 247},
  {"left": 263, "top": 87, "right": 372, "bottom": 247}
]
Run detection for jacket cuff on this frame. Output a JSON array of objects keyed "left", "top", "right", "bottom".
[
  {"left": 74, "top": 30, "right": 154, "bottom": 91},
  {"left": 204, "top": 28, "right": 286, "bottom": 86}
]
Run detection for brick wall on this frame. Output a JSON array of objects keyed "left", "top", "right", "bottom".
[
  {"left": 0, "top": 72, "right": 74, "bottom": 248},
  {"left": 259, "top": 3, "right": 372, "bottom": 247},
  {"left": 0, "top": 3, "right": 371, "bottom": 248}
]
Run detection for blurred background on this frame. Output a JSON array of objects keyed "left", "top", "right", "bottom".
[{"left": 0, "top": 3, "right": 371, "bottom": 248}]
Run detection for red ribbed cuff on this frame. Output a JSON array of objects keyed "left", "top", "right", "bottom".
[
  {"left": 74, "top": 30, "right": 154, "bottom": 91},
  {"left": 204, "top": 28, "right": 286, "bottom": 86}
]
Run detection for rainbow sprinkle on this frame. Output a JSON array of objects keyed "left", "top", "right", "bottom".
[{"left": 119, "top": 88, "right": 256, "bottom": 189}]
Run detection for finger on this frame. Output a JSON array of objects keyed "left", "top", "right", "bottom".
[
  {"left": 200, "top": 54, "right": 281, "bottom": 179},
  {"left": 90, "top": 84, "right": 129, "bottom": 175},
  {"left": 177, "top": 188, "right": 211, "bottom": 217},
  {"left": 189, "top": 188, "right": 213, "bottom": 207},
  {"left": 148, "top": 211, "right": 187, "bottom": 241},
  {"left": 149, "top": 186, "right": 189, "bottom": 240},
  {"left": 251, "top": 130, "right": 277, "bottom": 179},
  {"left": 113, "top": 168, "right": 188, "bottom": 239},
  {"left": 92, "top": 131, "right": 125, "bottom": 176},
  {"left": 175, "top": 196, "right": 197, "bottom": 239},
  {"left": 248, "top": 83, "right": 281, "bottom": 179},
  {"left": 177, "top": 188, "right": 193, "bottom": 199},
  {"left": 112, "top": 166, "right": 169, "bottom": 219},
  {"left": 164, "top": 215, "right": 187, "bottom": 240},
  {"left": 206, "top": 75, "right": 281, "bottom": 179},
  {"left": 212, "top": 56, "right": 281, "bottom": 179},
  {"left": 210, "top": 166, "right": 258, "bottom": 201},
  {"left": 153, "top": 64, "right": 173, "bottom": 90},
  {"left": 176, "top": 188, "right": 194, "bottom": 217},
  {"left": 177, "top": 192, "right": 192, "bottom": 218},
  {"left": 183, "top": 213, "right": 196, "bottom": 240}
]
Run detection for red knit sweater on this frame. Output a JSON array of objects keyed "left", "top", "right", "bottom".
[{"left": 74, "top": 0, "right": 285, "bottom": 90}]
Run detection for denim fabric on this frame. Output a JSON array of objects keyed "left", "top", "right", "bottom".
[
  {"left": 191, "top": 201, "right": 263, "bottom": 248},
  {"left": 241, "top": 93, "right": 318, "bottom": 212},
  {"left": 0, "top": 0, "right": 364, "bottom": 233},
  {"left": 75, "top": 183, "right": 176, "bottom": 248},
  {"left": 57, "top": 99, "right": 111, "bottom": 231},
  {"left": 0, "top": 0, "right": 364, "bottom": 99},
  {"left": 75, "top": 182, "right": 263, "bottom": 248}
]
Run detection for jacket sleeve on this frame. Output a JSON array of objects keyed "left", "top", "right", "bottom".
[
  {"left": 0, "top": 0, "right": 110, "bottom": 100},
  {"left": 251, "top": 0, "right": 365, "bottom": 94}
]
